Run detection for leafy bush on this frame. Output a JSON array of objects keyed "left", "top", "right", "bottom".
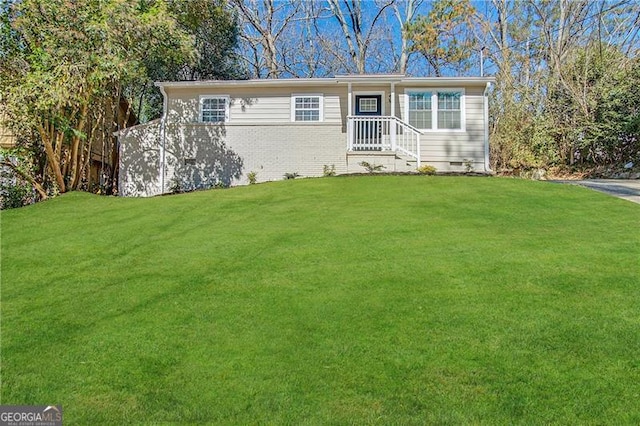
[
  {"left": 0, "top": 149, "right": 46, "bottom": 208},
  {"left": 0, "top": 152, "right": 38, "bottom": 209},
  {"left": 322, "top": 164, "right": 336, "bottom": 177},
  {"left": 247, "top": 171, "right": 258, "bottom": 184},
  {"left": 359, "top": 161, "right": 385, "bottom": 173},
  {"left": 0, "top": 180, "right": 35, "bottom": 209},
  {"left": 417, "top": 164, "right": 437, "bottom": 175}
]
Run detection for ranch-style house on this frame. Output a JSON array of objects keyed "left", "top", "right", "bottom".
[{"left": 117, "top": 74, "right": 495, "bottom": 196}]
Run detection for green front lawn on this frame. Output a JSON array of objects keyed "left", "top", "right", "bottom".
[{"left": 2, "top": 176, "right": 639, "bottom": 424}]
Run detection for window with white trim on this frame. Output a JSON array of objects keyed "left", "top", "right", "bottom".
[
  {"left": 437, "top": 92, "right": 461, "bottom": 129},
  {"left": 200, "top": 96, "right": 228, "bottom": 123},
  {"left": 408, "top": 92, "right": 432, "bottom": 129},
  {"left": 292, "top": 95, "right": 323, "bottom": 122},
  {"left": 406, "top": 90, "right": 464, "bottom": 130}
]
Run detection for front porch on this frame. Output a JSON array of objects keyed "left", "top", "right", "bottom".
[
  {"left": 339, "top": 75, "right": 422, "bottom": 167},
  {"left": 346, "top": 115, "right": 422, "bottom": 166}
]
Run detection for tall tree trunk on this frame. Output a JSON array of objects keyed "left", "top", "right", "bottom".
[
  {"left": 37, "top": 122, "right": 66, "bottom": 192},
  {"left": 394, "top": 0, "right": 421, "bottom": 74},
  {"left": 69, "top": 102, "right": 90, "bottom": 189}
]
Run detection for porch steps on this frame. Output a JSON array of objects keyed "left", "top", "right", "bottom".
[{"left": 346, "top": 151, "right": 417, "bottom": 173}]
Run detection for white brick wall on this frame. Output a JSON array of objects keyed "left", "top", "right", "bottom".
[
  {"left": 119, "top": 119, "right": 488, "bottom": 197},
  {"left": 163, "top": 123, "right": 348, "bottom": 189}
]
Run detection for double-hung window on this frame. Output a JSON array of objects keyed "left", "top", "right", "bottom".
[
  {"left": 437, "top": 92, "right": 462, "bottom": 129},
  {"left": 408, "top": 92, "right": 432, "bottom": 129},
  {"left": 200, "top": 96, "right": 229, "bottom": 123},
  {"left": 406, "top": 90, "right": 464, "bottom": 131},
  {"left": 291, "top": 94, "right": 323, "bottom": 122}
]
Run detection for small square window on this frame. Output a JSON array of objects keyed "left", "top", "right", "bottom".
[
  {"left": 292, "top": 95, "right": 322, "bottom": 122},
  {"left": 359, "top": 98, "right": 378, "bottom": 113},
  {"left": 201, "top": 96, "right": 228, "bottom": 123}
]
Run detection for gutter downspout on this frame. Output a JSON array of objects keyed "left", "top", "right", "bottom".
[
  {"left": 159, "top": 84, "right": 168, "bottom": 195},
  {"left": 483, "top": 82, "right": 492, "bottom": 173}
]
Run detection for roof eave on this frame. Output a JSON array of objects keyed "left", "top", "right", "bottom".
[
  {"left": 155, "top": 78, "right": 340, "bottom": 89},
  {"left": 155, "top": 75, "right": 496, "bottom": 89},
  {"left": 401, "top": 76, "right": 496, "bottom": 85},
  {"left": 334, "top": 74, "right": 405, "bottom": 84}
]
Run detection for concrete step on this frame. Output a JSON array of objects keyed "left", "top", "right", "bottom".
[{"left": 346, "top": 150, "right": 417, "bottom": 173}]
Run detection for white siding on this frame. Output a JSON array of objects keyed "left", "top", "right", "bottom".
[
  {"left": 324, "top": 94, "right": 342, "bottom": 122},
  {"left": 230, "top": 95, "right": 290, "bottom": 123},
  {"left": 165, "top": 86, "right": 344, "bottom": 125},
  {"left": 397, "top": 87, "right": 486, "bottom": 172}
]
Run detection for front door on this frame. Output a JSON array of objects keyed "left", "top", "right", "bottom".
[{"left": 354, "top": 95, "right": 382, "bottom": 150}]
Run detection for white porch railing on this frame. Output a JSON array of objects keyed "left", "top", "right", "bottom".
[{"left": 347, "top": 116, "right": 421, "bottom": 165}]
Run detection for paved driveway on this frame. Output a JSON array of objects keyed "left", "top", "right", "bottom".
[{"left": 554, "top": 179, "right": 640, "bottom": 204}]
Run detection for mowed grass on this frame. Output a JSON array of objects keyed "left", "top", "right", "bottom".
[{"left": 1, "top": 176, "right": 639, "bottom": 424}]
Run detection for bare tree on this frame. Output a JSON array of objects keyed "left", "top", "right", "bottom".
[
  {"left": 325, "top": 0, "right": 395, "bottom": 74},
  {"left": 231, "top": 0, "right": 303, "bottom": 78},
  {"left": 279, "top": 0, "right": 337, "bottom": 77},
  {"left": 392, "top": 0, "right": 423, "bottom": 74},
  {"left": 531, "top": 0, "right": 591, "bottom": 87}
]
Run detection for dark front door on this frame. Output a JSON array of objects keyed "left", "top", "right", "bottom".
[{"left": 354, "top": 95, "right": 382, "bottom": 150}]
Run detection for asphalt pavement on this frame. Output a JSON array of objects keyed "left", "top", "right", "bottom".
[{"left": 553, "top": 179, "right": 640, "bottom": 204}]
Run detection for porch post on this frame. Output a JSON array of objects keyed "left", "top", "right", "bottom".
[
  {"left": 347, "top": 82, "right": 353, "bottom": 151},
  {"left": 390, "top": 82, "right": 396, "bottom": 151}
]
